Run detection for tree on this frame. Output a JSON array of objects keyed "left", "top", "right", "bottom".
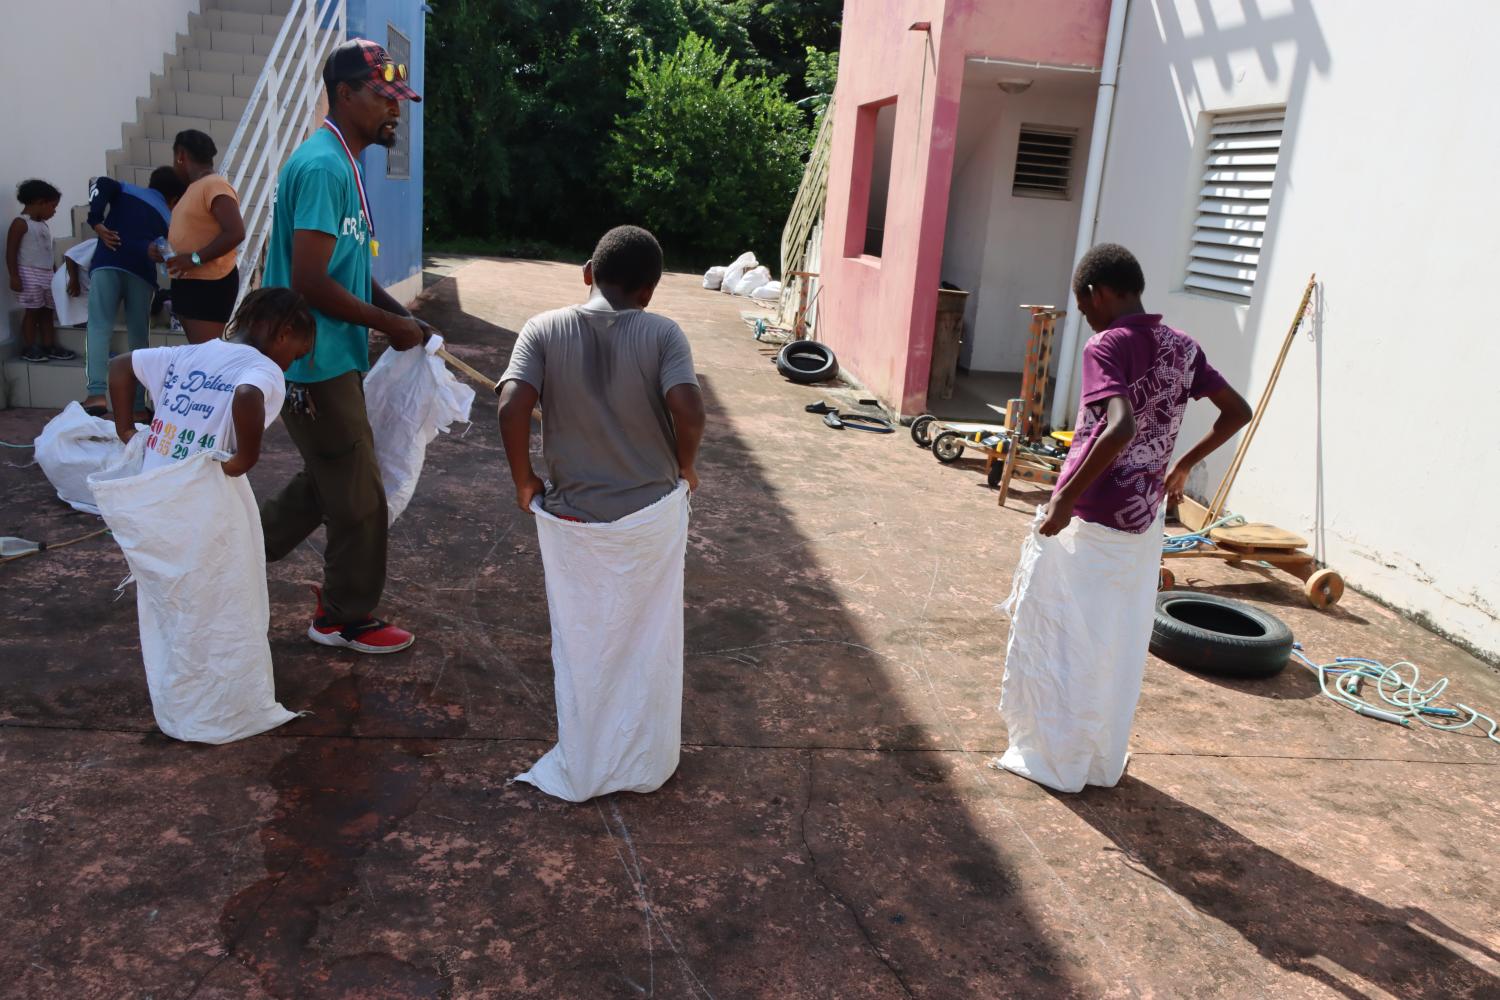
[
  {"left": 803, "top": 44, "right": 838, "bottom": 116},
  {"left": 608, "top": 32, "right": 810, "bottom": 266}
]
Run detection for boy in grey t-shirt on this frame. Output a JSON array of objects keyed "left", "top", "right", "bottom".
[{"left": 497, "top": 226, "right": 706, "bottom": 520}]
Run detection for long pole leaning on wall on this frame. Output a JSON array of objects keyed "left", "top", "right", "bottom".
[{"left": 1050, "top": 0, "right": 1130, "bottom": 431}]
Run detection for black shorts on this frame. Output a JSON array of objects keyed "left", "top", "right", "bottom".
[{"left": 171, "top": 266, "right": 240, "bottom": 323}]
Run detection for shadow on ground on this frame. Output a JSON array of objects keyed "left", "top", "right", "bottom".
[{"left": 1, "top": 260, "right": 1497, "bottom": 998}]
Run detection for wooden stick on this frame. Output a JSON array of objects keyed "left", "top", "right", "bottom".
[
  {"left": 1205, "top": 273, "right": 1317, "bottom": 524},
  {"left": 436, "top": 345, "right": 542, "bottom": 422},
  {"left": 436, "top": 345, "right": 497, "bottom": 392}
]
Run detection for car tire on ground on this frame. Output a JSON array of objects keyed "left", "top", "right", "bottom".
[
  {"left": 776, "top": 340, "right": 839, "bottom": 384},
  {"left": 1149, "top": 591, "right": 1293, "bottom": 678}
]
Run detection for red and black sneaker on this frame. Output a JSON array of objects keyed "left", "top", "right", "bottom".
[{"left": 306, "top": 587, "right": 415, "bottom": 654}]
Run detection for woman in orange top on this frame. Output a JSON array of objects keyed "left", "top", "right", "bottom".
[{"left": 152, "top": 129, "right": 246, "bottom": 343}]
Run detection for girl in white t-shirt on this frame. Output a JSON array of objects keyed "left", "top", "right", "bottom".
[{"left": 109, "top": 288, "right": 315, "bottom": 475}]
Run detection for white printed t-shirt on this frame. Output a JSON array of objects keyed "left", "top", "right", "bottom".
[{"left": 132, "top": 341, "right": 286, "bottom": 472}]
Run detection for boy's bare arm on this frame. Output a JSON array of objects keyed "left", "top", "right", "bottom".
[
  {"left": 1165, "top": 384, "right": 1253, "bottom": 505},
  {"left": 108, "top": 354, "right": 141, "bottom": 441},
  {"left": 664, "top": 383, "right": 705, "bottom": 491},
  {"left": 1040, "top": 395, "right": 1136, "bottom": 537},
  {"left": 221, "top": 385, "right": 266, "bottom": 477},
  {"left": 497, "top": 379, "right": 544, "bottom": 513},
  {"left": 5, "top": 219, "right": 24, "bottom": 291}
]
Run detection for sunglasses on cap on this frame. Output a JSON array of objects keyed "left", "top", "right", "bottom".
[{"left": 380, "top": 61, "right": 408, "bottom": 83}]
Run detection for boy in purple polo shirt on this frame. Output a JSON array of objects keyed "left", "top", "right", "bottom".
[{"left": 997, "top": 243, "right": 1250, "bottom": 792}]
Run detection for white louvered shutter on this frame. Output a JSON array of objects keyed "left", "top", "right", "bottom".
[{"left": 1185, "top": 110, "right": 1285, "bottom": 299}]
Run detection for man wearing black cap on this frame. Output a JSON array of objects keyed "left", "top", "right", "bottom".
[{"left": 260, "top": 38, "right": 430, "bottom": 654}]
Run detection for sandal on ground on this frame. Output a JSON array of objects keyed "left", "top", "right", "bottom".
[
  {"left": 804, "top": 400, "right": 837, "bottom": 414},
  {"left": 824, "top": 411, "right": 893, "bottom": 433}
]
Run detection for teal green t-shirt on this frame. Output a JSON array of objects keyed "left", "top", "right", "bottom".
[{"left": 263, "top": 128, "right": 373, "bottom": 384}]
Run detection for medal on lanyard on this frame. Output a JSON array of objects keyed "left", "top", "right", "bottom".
[{"left": 323, "top": 119, "right": 379, "bottom": 257}]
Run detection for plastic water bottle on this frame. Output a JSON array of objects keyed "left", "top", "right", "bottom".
[{"left": 153, "top": 238, "right": 174, "bottom": 285}]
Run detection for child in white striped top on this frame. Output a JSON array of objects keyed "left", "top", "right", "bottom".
[{"left": 6, "top": 179, "right": 75, "bottom": 363}]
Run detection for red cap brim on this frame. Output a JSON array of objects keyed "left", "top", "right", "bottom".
[{"left": 370, "top": 78, "right": 421, "bottom": 102}]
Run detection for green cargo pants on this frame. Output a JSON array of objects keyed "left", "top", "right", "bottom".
[{"left": 260, "top": 371, "right": 388, "bottom": 625}]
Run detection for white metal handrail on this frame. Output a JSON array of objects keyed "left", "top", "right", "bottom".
[{"left": 219, "top": 0, "right": 346, "bottom": 308}]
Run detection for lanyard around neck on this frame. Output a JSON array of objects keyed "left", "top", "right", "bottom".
[{"left": 323, "top": 118, "right": 375, "bottom": 240}]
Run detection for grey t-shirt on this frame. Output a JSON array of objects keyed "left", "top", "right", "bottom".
[{"left": 501, "top": 291, "right": 699, "bottom": 522}]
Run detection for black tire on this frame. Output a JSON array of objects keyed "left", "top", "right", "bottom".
[
  {"left": 776, "top": 340, "right": 839, "bottom": 384},
  {"left": 910, "top": 414, "right": 937, "bottom": 448},
  {"left": 931, "top": 430, "right": 965, "bottom": 463},
  {"left": 984, "top": 439, "right": 1012, "bottom": 486},
  {"left": 1149, "top": 591, "right": 1293, "bottom": 678}
]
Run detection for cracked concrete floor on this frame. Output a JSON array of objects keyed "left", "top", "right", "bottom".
[{"left": 2, "top": 257, "right": 1498, "bottom": 999}]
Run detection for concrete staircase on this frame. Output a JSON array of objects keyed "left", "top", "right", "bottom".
[{"left": 3, "top": 0, "right": 297, "bottom": 410}]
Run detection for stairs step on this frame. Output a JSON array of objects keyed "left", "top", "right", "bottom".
[
  {"left": 189, "top": 48, "right": 250, "bottom": 74},
  {"left": 50, "top": 323, "right": 184, "bottom": 359},
  {"left": 174, "top": 89, "right": 232, "bottom": 121},
  {"left": 213, "top": 0, "right": 291, "bottom": 15},
  {"left": 203, "top": 9, "right": 284, "bottom": 37},
  {"left": 4, "top": 329, "right": 187, "bottom": 410}
]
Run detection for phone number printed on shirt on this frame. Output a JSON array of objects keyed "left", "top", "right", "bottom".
[{"left": 145, "top": 419, "right": 217, "bottom": 462}]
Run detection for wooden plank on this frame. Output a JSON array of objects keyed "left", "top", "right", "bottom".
[
  {"left": 1176, "top": 496, "right": 1211, "bottom": 532},
  {"left": 1210, "top": 522, "right": 1308, "bottom": 550}
]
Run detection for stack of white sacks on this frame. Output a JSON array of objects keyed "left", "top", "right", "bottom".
[{"left": 703, "top": 252, "right": 782, "bottom": 302}]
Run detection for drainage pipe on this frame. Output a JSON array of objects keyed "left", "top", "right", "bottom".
[{"left": 1050, "top": 0, "right": 1130, "bottom": 430}]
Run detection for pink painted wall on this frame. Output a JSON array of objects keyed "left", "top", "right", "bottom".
[{"left": 821, "top": 0, "right": 1110, "bottom": 414}]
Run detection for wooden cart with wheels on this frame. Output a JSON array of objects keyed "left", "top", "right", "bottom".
[
  {"left": 915, "top": 305, "right": 1071, "bottom": 491},
  {"left": 1164, "top": 502, "right": 1347, "bottom": 609}
]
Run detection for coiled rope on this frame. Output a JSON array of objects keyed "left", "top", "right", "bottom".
[
  {"left": 1291, "top": 644, "right": 1500, "bottom": 745},
  {"left": 1161, "top": 512, "right": 1247, "bottom": 554}
]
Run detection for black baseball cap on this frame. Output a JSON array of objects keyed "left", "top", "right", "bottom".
[{"left": 324, "top": 38, "right": 421, "bottom": 102}]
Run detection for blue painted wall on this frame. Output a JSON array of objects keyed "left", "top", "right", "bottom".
[{"left": 345, "top": 0, "right": 424, "bottom": 295}]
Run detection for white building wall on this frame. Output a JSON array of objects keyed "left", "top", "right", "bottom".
[
  {"left": 0, "top": 0, "right": 200, "bottom": 343},
  {"left": 1093, "top": 0, "right": 1500, "bottom": 659},
  {"left": 941, "top": 76, "right": 1095, "bottom": 372}
]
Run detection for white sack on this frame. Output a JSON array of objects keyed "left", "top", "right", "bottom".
[
  {"left": 34, "top": 401, "right": 132, "bottom": 514},
  {"left": 51, "top": 239, "right": 96, "bottom": 327},
  {"left": 751, "top": 280, "right": 782, "bottom": 302},
  {"left": 720, "top": 252, "right": 757, "bottom": 294},
  {"left": 363, "top": 334, "right": 476, "bottom": 524},
  {"left": 702, "top": 266, "right": 727, "bottom": 290},
  {"left": 517, "top": 482, "right": 691, "bottom": 802},
  {"left": 996, "top": 506, "right": 1163, "bottom": 792},
  {"left": 731, "top": 266, "right": 771, "bottom": 297},
  {"left": 88, "top": 436, "right": 295, "bottom": 744}
]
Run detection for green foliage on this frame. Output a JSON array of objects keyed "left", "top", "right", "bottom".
[
  {"left": 803, "top": 45, "right": 838, "bottom": 115},
  {"left": 423, "top": 0, "right": 839, "bottom": 266},
  {"left": 608, "top": 33, "right": 810, "bottom": 265}
]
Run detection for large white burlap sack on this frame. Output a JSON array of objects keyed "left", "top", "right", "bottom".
[
  {"left": 34, "top": 401, "right": 132, "bottom": 514},
  {"left": 751, "top": 279, "right": 782, "bottom": 302},
  {"left": 731, "top": 265, "right": 772, "bottom": 297},
  {"left": 996, "top": 507, "right": 1163, "bottom": 792},
  {"left": 702, "top": 266, "right": 727, "bottom": 290},
  {"left": 88, "top": 436, "right": 296, "bottom": 744},
  {"left": 517, "top": 482, "right": 691, "bottom": 802},
  {"left": 720, "top": 252, "right": 757, "bottom": 294},
  {"left": 363, "top": 334, "right": 476, "bottom": 524}
]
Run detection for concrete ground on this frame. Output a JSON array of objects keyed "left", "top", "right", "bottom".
[{"left": 2, "top": 257, "right": 1498, "bottom": 1000}]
